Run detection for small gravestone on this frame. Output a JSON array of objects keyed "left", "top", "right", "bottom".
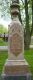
[{"left": 2, "top": 0, "right": 31, "bottom": 80}]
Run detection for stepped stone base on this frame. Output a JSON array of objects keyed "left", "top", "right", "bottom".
[{"left": 2, "top": 59, "right": 31, "bottom": 76}]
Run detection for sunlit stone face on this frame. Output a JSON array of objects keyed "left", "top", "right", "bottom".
[{"left": 10, "top": 33, "right": 22, "bottom": 56}]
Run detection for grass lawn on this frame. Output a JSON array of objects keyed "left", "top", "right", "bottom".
[
  {"left": 24, "top": 49, "right": 33, "bottom": 75},
  {"left": 0, "top": 38, "right": 8, "bottom": 46},
  {"left": 0, "top": 51, "right": 8, "bottom": 74},
  {"left": 0, "top": 49, "right": 33, "bottom": 76}
]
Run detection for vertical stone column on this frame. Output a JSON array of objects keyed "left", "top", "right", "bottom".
[
  {"left": 2, "top": 0, "right": 31, "bottom": 77},
  {"left": 8, "top": 0, "right": 24, "bottom": 60}
]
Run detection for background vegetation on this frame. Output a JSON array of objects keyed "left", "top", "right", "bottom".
[
  {"left": 0, "top": 0, "right": 33, "bottom": 49},
  {"left": 0, "top": 24, "right": 8, "bottom": 34}
]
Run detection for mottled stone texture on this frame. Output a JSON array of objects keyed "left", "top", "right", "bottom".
[
  {"left": 3, "top": 60, "right": 30, "bottom": 75},
  {"left": 2, "top": 0, "right": 31, "bottom": 78},
  {"left": 8, "top": 20, "right": 24, "bottom": 58},
  {"left": 4, "top": 65, "right": 29, "bottom": 75},
  {"left": 10, "top": 33, "right": 22, "bottom": 56},
  {"left": 2, "top": 19, "right": 31, "bottom": 77}
]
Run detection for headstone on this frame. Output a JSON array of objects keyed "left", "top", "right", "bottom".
[{"left": 2, "top": 0, "right": 31, "bottom": 79}]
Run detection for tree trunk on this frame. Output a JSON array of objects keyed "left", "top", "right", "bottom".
[
  {"left": 32, "top": 0, "right": 33, "bottom": 34},
  {"left": 31, "top": 0, "right": 33, "bottom": 35},
  {"left": 24, "top": 0, "right": 31, "bottom": 49},
  {"left": 11, "top": 0, "right": 32, "bottom": 49}
]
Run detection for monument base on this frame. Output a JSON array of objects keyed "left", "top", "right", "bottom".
[
  {"left": 2, "top": 59, "right": 31, "bottom": 76},
  {"left": 2, "top": 59, "right": 31, "bottom": 80}
]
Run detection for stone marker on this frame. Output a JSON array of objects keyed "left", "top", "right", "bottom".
[{"left": 2, "top": 0, "right": 31, "bottom": 79}]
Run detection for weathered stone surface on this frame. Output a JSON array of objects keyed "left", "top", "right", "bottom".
[
  {"left": 3, "top": 60, "right": 30, "bottom": 76},
  {"left": 4, "top": 65, "right": 29, "bottom": 75},
  {"left": 2, "top": 0, "right": 31, "bottom": 77},
  {"left": 8, "top": 20, "right": 24, "bottom": 57},
  {"left": 10, "top": 33, "right": 22, "bottom": 56}
]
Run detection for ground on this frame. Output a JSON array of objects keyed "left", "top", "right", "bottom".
[
  {"left": 0, "top": 49, "right": 33, "bottom": 76},
  {"left": 0, "top": 38, "right": 8, "bottom": 46},
  {"left": 24, "top": 49, "right": 33, "bottom": 75},
  {"left": 0, "top": 51, "right": 8, "bottom": 74},
  {"left": 0, "top": 38, "right": 33, "bottom": 78}
]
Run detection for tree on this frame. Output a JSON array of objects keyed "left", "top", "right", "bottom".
[
  {"left": 0, "top": 0, "right": 11, "bottom": 20},
  {"left": 20, "top": 0, "right": 33, "bottom": 49},
  {"left": 0, "top": 0, "right": 33, "bottom": 49},
  {"left": 24, "top": 0, "right": 33, "bottom": 49},
  {"left": 24, "top": 0, "right": 30, "bottom": 49},
  {"left": 31, "top": 0, "right": 33, "bottom": 35}
]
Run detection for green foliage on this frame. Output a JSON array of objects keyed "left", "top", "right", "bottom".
[
  {"left": 0, "top": 0, "right": 11, "bottom": 19},
  {"left": 0, "top": 24, "right": 8, "bottom": 33},
  {"left": 0, "top": 0, "right": 33, "bottom": 49},
  {"left": 0, "top": 38, "right": 8, "bottom": 46},
  {"left": 24, "top": 49, "right": 33, "bottom": 75},
  {"left": 0, "top": 0, "right": 32, "bottom": 27},
  {"left": 0, "top": 51, "right": 8, "bottom": 74}
]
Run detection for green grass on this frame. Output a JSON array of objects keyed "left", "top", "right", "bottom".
[
  {"left": 24, "top": 49, "right": 33, "bottom": 75},
  {"left": 0, "top": 38, "right": 8, "bottom": 46},
  {"left": 0, "top": 51, "right": 8, "bottom": 74},
  {"left": 32, "top": 34, "right": 33, "bottom": 36},
  {"left": 0, "top": 49, "right": 33, "bottom": 75}
]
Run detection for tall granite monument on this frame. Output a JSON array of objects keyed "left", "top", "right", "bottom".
[{"left": 2, "top": 0, "right": 31, "bottom": 78}]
